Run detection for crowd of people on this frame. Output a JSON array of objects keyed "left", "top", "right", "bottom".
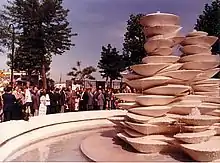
[{"left": 0, "top": 82, "right": 123, "bottom": 122}]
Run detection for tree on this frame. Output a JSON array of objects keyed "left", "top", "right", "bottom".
[
  {"left": 7, "top": 27, "right": 51, "bottom": 80},
  {"left": 2, "top": 0, "right": 44, "bottom": 77},
  {"left": 67, "top": 61, "right": 96, "bottom": 85},
  {"left": 195, "top": 0, "right": 220, "bottom": 54},
  {"left": 98, "top": 44, "right": 124, "bottom": 87},
  {"left": 122, "top": 14, "right": 146, "bottom": 68},
  {"left": 11, "top": 47, "right": 51, "bottom": 79},
  {"left": 1, "top": 0, "right": 76, "bottom": 89},
  {"left": 195, "top": 0, "right": 220, "bottom": 78},
  {"left": 0, "top": 13, "right": 10, "bottom": 53}
]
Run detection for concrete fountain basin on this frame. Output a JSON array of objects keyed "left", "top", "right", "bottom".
[
  {"left": 180, "top": 53, "right": 220, "bottom": 62},
  {"left": 176, "top": 115, "right": 220, "bottom": 126},
  {"left": 174, "top": 130, "right": 217, "bottom": 144},
  {"left": 136, "top": 95, "right": 177, "bottom": 106},
  {"left": 125, "top": 121, "right": 179, "bottom": 135},
  {"left": 193, "top": 68, "right": 220, "bottom": 81},
  {"left": 126, "top": 112, "right": 153, "bottom": 123},
  {"left": 186, "top": 30, "right": 208, "bottom": 37},
  {"left": 126, "top": 76, "right": 171, "bottom": 90},
  {"left": 117, "top": 132, "right": 170, "bottom": 154},
  {"left": 143, "top": 25, "right": 181, "bottom": 36},
  {"left": 182, "top": 61, "right": 219, "bottom": 70},
  {"left": 181, "top": 36, "right": 218, "bottom": 48},
  {"left": 118, "top": 102, "right": 139, "bottom": 110},
  {"left": 0, "top": 110, "right": 126, "bottom": 162},
  {"left": 180, "top": 136, "right": 220, "bottom": 162},
  {"left": 142, "top": 55, "right": 180, "bottom": 64},
  {"left": 140, "top": 12, "right": 180, "bottom": 27},
  {"left": 180, "top": 45, "right": 211, "bottom": 54},
  {"left": 157, "top": 63, "right": 183, "bottom": 73},
  {"left": 131, "top": 63, "right": 170, "bottom": 77},
  {"left": 182, "top": 125, "right": 210, "bottom": 133},
  {"left": 114, "top": 93, "right": 141, "bottom": 102},
  {"left": 143, "top": 84, "right": 191, "bottom": 96},
  {"left": 129, "top": 105, "right": 172, "bottom": 117},
  {"left": 159, "top": 69, "right": 201, "bottom": 81}
]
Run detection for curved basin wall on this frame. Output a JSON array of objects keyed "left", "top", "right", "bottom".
[{"left": 0, "top": 110, "right": 126, "bottom": 161}]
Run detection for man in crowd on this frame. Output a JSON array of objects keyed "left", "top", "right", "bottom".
[{"left": 0, "top": 82, "right": 122, "bottom": 122}]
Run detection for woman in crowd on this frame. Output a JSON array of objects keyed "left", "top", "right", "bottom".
[
  {"left": 0, "top": 82, "right": 126, "bottom": 123},
  {"left": 24, "top": 82, "right": 33, "bottom": 117},
  {"left": 75, "top": 88, "right": 81, "bottom": 111},
  {"left": 45, "top": 89, "right": 51, "bottom": 114},
  {"left": 39, "top": 89, "right": 47, "bottom": 116},
  {"left": 13, "top": 86, "right": 24, "bottom": 120}
]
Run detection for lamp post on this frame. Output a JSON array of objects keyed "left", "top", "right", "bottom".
[{"left": 9, "top": 24, "right": 15, "bottom": 85}]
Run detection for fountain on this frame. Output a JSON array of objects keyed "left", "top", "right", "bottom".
[
  {"left": 0, "top": 12, "right": 219, "bottom": 162},
  {"left": 109, "top": 12, "right": 220, "bottom": 162}
]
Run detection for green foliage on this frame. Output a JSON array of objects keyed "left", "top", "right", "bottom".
[
  {"left": 122, "top": 14, "right": 146, "bottom": 67},
  {"left": 195, "top": 0, "right": 220, "bottom": 78},
  {"left": 0, "top": 0, "right": 76, "bottom": 77},
  {"left": 195, "top": 0, "right": 220, "bottom": 54},
  {"left": 0, "top": 14, "right": 10, "bottom": 52},
  {"left": 67, "top": 61, "right": 96, "bottom": 84},
  {"left": 10, "top": 48, "right": 51, "bottom": 74},
  {"left": 98, "top": 44, "right": 124, "bottom": 82}
]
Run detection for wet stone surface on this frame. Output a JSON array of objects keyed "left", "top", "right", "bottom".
[
  {"left": 9, "top": 128, "right": 111, "bottom": 162},
  {"left": 9, "top": 127, "right": 193, "bottom": 162},
  {"left": 80, "top": 127, "right": 193, "bottom": 162}
]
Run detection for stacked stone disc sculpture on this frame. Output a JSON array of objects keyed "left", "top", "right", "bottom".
[
  {"left": 180, "top": 30, "right": 220, "bottom": 96},
  {"left": 172, "top": 30, "right": 220, "bottom": 162},
  {"left": 110, "top": 12, "right": 220, "bottom": 162},
  {"left": 168, "top": 30, "right": 220, "bottom": 116}
]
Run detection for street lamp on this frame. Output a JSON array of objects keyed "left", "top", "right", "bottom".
[{"left": 8, "top": 24, "right": 15, "bottom": 85}]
